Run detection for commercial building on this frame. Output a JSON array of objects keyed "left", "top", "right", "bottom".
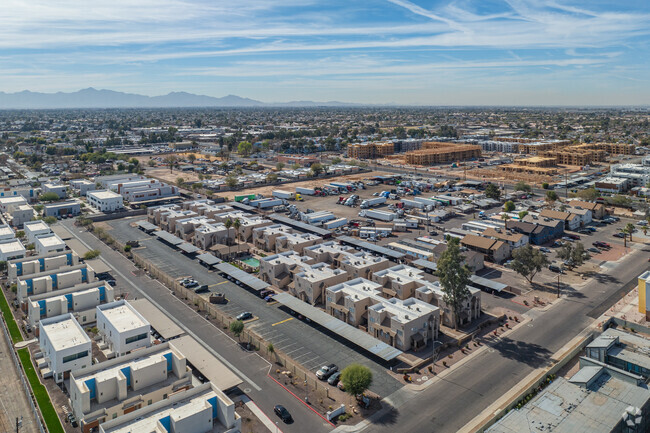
[
  {"left": 0, "top": 186, "right": 38, "bottom": 202},
  {"left": 97, "top": 300, "right": 151, "bottom": 358},
  {"left": 595, "top": 177, "right": 629, "bottom": 193},
  {"left": 404, "top": 142, "right": 481, "bottom": 165},
  {"left": 585, "top": 328, "right": 650, "bottom": 379},
  {"left": 70, "top": 179, "right": 97, "bottom": 196},
  {"left": 0, "top": 238, "right": 26, "bottom": 261},
  {"left": 43, "top": 200, "right": 81, "bottom": 217},
  {"left": 609, "top": 162, "right": 650, "bottom": 188},
  {"left": 98, "top": 382, "right": 241, "bottom": 433},
  {"left": 8, "top": 251, "right": 78, "bottom": 282},
  {"left": 34, "top": 232, "right": 67, "bottom": 255},
  {"left": 487, "top": 363, "right": 650, "bottom": 433},
  {"left": 107, "top": 178, "right": 178, "bottom": 203},
  {"left": 27, "top": 281, "right": 114, "bottom": 328},
  {"left": 325, "top": 278, "right": 439, "bottom": 351},
  {"left": 87, "top": 190, "right": 124, "bottom": 212},
  {"left": 17, "top": 264, "right": 95, "bottom": 303},
  {"left": 460, "top": 234, "right": 511, "bottom": 263},
  {"left": 0, "top": 195, "right": 28, "bottom": 212},
  {"left": 39, "top": 313, "right": 92, "bottom": 383},
  {"left": 23, "top": 220, "right": 52, "bottom": 243},
  {"left": 42, "top": 182, "right": 68, "bottom": 199},
  {"left": 69, "top": 342, "right": 193, "bottom": 432},
  {"left": 0, "top": 223, "right": 15, "bottom": 241}
]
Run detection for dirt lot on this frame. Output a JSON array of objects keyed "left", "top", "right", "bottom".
[{"left": 145, "top": 167, "right": 204, "bottom": 184}]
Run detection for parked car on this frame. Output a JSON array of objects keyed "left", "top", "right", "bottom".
[
  {"left": 566, "top": 234, "right": 581, "bottom": 240},
  {"left": 593, "top": 241, "right": 610, "bottom": 249},
  {"left": 236, "top": 312, "right": 253, "bottom": 321},
  {"left": 613, "top": 232, "right": 626, "bottom": 238},
  {"left": 587, "top": 247, "right": 601, "bottom": 254},
  {"left": 337, "top": 380, "right": 345, "bottom": 390},
  {"left": 328, "top": 371, "right": 342, "bottom": 386},
  {"left": 549, "top": 264, "right": 564, "bottom": 273},
  {"left": 316, "top": 364, "right": 338, "bottom": 380},
  {"left": 259, "top": 289, "right": 274, "bottom": 298},
  {"left": 561, "top": 236, "right": 574, "bottom": 242},
  {"left": 106, "top": 279, "right": 117, "bottom": 287},
  {"left": 184, "top": 281, "right": 199, "bottom": 289},
  {"left": 539, "top": 247, "right": 551, "bottom": 253},
  {"left": 264, "top": 294, "right": 275, "bottom": 302},
  {"left": 577, "top": 229, "right": 591, "bottom": 235},
  {"left": 274, "top": 405, "right": 293, "bottom": 423},
  {"left": 194, "top": 285, "right": 209, "bottom": 294}
]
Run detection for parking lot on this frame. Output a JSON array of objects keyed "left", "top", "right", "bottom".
[{"left": 107, "top": 218, "right": 402, "bottom": 398}]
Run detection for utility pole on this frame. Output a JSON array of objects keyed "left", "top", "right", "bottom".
[
  {"left": 564, "top": 170, "right": 568, "bottom": 199},
  {"left": 557, "top": 274, "right": 561, "bottom": 298}
]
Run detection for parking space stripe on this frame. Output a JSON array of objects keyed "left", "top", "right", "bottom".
[{"left": 271, "top": 317, "right": 294, "bottom": 327}]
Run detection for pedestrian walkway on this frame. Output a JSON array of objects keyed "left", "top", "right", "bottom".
[{"left": 0, "top": 321, "right": 39, "bottom": 433}]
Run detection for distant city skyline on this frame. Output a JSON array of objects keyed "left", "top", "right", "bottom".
[{"left": 2, "top": 0, "right": 650, "bottom": 106}]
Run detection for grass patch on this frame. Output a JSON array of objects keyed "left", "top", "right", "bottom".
[
  {"left": 18, "top": 348, "right": 64, "bottom": 433},
  {"left": 0, "top": 288, "right": 23, "bottom": 343}
]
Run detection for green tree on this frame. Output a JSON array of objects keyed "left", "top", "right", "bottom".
[
  {"left": 266, "top": 173, "right": 278, "bottom": 183},
  {"left": 225, "top": 175, "right": 238, "bottom": 188},
  {"left": 43, "top": 216, "right": 57, "bottom": 225},
  {"left": 485, "top": 183, "right": 501, "bottom": 200},
  {"left": 557, "top": 243, "right": 573, "bottom": 261},
  {"left": 518, "top": 211, "right": 529, "bottom": 220},
  {"left": 224, "top": 218, "right": 233, "bottom": 256},
  {"left": 546, "top": 190, "right": 558, "bottom": 203},
  {"left": 624, "top": 223, "right": 635, "bottom": 243},
  {"left": 39, "top": 192, "right": 60, "bottom": 202},
  {"left": 164, "top": 155, "right": 178, "bottom": 173},
  {"left": 436, "top": 238, "right": 471, "bottom": 330},
  {"left": 237, "top": 141, "right": 253, "bottom": 156},
  {"left": 83, "top": 250, "right": 101, "bottom": 260},
  {"left": 176, "top": 177, "right": 185, "bottom": 187},
  {"left": 275, "top": 162, "right": 285, "bottom": 171},
  {"left": 187, "top": 153, "right": 196, "bottom": 164},
  {"left": 147, "top": 159, "right": 156, "bottom": 167},
  {"left": 233, "top": 218, "right": 241, "bottom": 246},
  {"left": 570, "top": 242, "right": 586, "bottom": 267},
  {"left": 511, "top": 245, "right": 549, "bottom": 284},
  {"left": 542, "top": 182, "right": 550, "bottom": 190},
  {"left": 15, "top": 230, "right": 25, "bottom": 239},
  {"left": 576, "top": 187, "right": 599, "bottom": 201},
  {"left": 331, "top": 157, "right": 342, "bottom": 165},
  {"left": 340, "top": 363, "right": 373, "bottom": 399},
  {"left": 230, "top": 320, "right": 244, "bottom": 340},
  {"left": 191, "top": 183, "right": 202, "bottom": 191},
  {"left": 504, "top": 201, "right": 515, "bottom": 212},
  {"left": 514, "top": 181, "right": 532, "bottom": 193},
  {"left": 310, "top": 162, "right": 324, "bottom": 176}
]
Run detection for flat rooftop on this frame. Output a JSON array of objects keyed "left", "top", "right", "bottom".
[
  {"left": 24, "top": 221, "right": 50, "bottom": 232},
  {"left": 41, "top": 315, "right": 90, "bottom": 351},
  {"left": 36, "top": 233, "right": 66, "bottom": 248},
  {"left": 98, "top": 302, "right": 148, "bottom": 332},
  {"left": 0, "top": 239, "right": 25, "bottom": 254},
  {"left": 88, "top": 190, "right": 122, "bottom": 200},
  {"left": 0, "top": 225, "right": 15, "bottom": 237}
]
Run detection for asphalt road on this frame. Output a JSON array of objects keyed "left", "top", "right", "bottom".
[
  {"left": 363, "top": 243, "right": 650, "bottom": 433},
  {"left": 106, "top": 218, "right": 401, "bottom": 399},
  {"left": 59, "top": 219, "right": 333, "bottom": 433}
]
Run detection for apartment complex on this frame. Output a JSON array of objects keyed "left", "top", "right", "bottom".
[
  {"left": 460, "top": 234, "right": 511, "bottom": 263},
  {"left": 17, "top": 264, "right": 95, "bottom": 303},
  {"left": 404, "top": 142, "right": 481, "bottom": 165},
  {"left": 347, "top": 141, "right": 395, "bottom": 159},
  {"left": 252, "top": 223, "right": 322, "bottom": 254},
  {"left": 97, "top": 300, "right": 151, "bottom": 358},
  {"left": 8, "top": 251, "right": 78, "bottom": 282},
  {"left": 39, "top": 313, "right": 92, "bottom": 383}
]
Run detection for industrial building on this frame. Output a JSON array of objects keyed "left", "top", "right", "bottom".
[{"left": 87, "top": 190, "right": 125, "bottom": 212}]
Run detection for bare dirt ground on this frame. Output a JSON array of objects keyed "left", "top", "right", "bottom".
[{"left": 145, "top": 167, "right": 204, "bottom": 184}]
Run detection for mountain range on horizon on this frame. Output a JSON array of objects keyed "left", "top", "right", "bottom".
[{"left": 0, "top": 88, "right": 359, "bottom": 109}]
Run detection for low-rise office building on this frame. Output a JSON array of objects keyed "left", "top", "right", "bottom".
[
  {"left": 43, "top": 200, "right": 81, "bottom": 218},
  {"left": 43, "top": 182, "right": 68, "bottom": 199},
  {"left": 39, "top": 313, "right": 92, "bottom": 383},
  {"left": 34, "top": 232, "right": 67, "bottom": 255},
  {"left": 98, "top": 382, "right": 241, "bottom": 433},
  {"left": 70, "top": 179, "right": 97, "bottom": 196},
  {"left": 97, "top": 300, "right": 151, "bottom": 358},
  {"left": 69, "top": 342, "right": 193, "bottom": 432},
  {"left": 28, "top": 281, "right": 114, "bottom": 328},
  {"left": 5, "top": 203, "right": 34, "bottom": 228},
  {"left": 87, "top": 190, "right": 124, "bottom": 212},
  {"left": 0, "top": 195, "right": 28, "bottom": 212}
]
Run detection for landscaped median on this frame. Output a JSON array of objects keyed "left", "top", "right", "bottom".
[
  {"left": 0, "top": 288, "right": 23, "bottom": 343},
  {"left": 18, "top": 348, "right": 64, "bottom": 433}
]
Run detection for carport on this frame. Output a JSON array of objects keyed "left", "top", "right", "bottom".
[
  {"left": 413, "top": 258, "right": 437, "bottom": 273},
  {"left": 178, "top": 242, "right": 200, "bottom": 256},
  {"left": 215, "top": 262, "right": 269, "bottom": 292},
  {"left": 339, "top": 236, "right": 405, "bottom": 261},
  {"left": 274, "top": 293, "right": 403, "bottom": 362},
  {"left": 168, "top": 335, "right": 243, "bottom": 391},
  {"left": 196, "top": 253, "right": 222, "bottom": 268},
  {"left": 129, "top": 298, "right": 185, "bottom": 340},
  {"left": 136, "top": 220, "right": 158, "bottom": 234},
  {"left": 155, "top": 230, "right": 184, "bottom": 247},
  {"left": 469, "top": 275, "right": 508, "bottom": 293}
]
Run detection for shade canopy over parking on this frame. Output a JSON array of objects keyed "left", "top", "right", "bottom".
[
  {"left": 136, "top": 220, "right": 158, "bottom": 233},
  {"left": 196, "top": 253, "right": 222, "bottom": 267},
  {"left": 215, "top": 262, "right": 269, "bottom": 292},
  {"left": 178, "top": 242, "right": 200, "bottom": 254},
  {"left": 129, "top": 298, "right": 185, "bottom": 340},
  {"left": 269, "top": 214, "right": 331, "bottom": 238},
  {"left": 155, "top": 230, "right": 184, "bottom": 246},
  {"left": 338, "top": 236, "right": 405, "bottom": 261},
  {"left": 413, "top": 258, "right": 437, "bottom": 272},
  {"left": 469, "top": 275, "right": 508, "bottom": 293},
  {"left": 274, "top": 292, "right": 403, "bottom": 361}
]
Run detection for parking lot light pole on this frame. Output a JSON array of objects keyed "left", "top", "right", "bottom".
[{"left": 557, "top": 274, "right": 561, "bottom": 298}]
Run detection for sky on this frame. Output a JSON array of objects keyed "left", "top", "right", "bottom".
[{"left": 1, "top": 0, "right": 650, "bottom": 105}]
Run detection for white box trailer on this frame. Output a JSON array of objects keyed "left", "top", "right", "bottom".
[
  {"left": 360, "top": 196, "right": 387, "bottom": 209},
  {"left": 414, "top": 197, "right": 441, "bottom": 208},
  {"left": 365, "top": 209, "right": 396, "bottom": 222},
  {"left": 324, "top": 217, "right": 347, "bottom": 229},
  {"left": 400, "top": 199, "right": 424, "bottom": 209},
  {"left": 251, "top": 198, "right": 283, "bottom": 209},
  {"left": 295, "top": 187, "right": 316, "bottom": 195},
  {"left": 304, "top": 211, "right": 336, "bottom": 224},
  {"left": 272, "top": 190, "right": 295, "bottom": 200}
]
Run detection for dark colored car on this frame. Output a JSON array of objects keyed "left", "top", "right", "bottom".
[
  {"left": 566, "top": 234, "right": 581, "bottom": 240},
  {"left": 259, "top": 289, "right": 274, "bottom": 298},
  {"left": 194, "top": 284, "right": 209, "bottom": 294},
  {"left": 328, "top": 371, "right": 342, "bottom": 386},
  {"left": 236, "top": 312, "right": 253, "bottom": 321},
  {"left": 613, "top": 233, "right": 626, "bottom": 238},
  {"left": 549, "top": 264, "right": 564, "bottom": 273},
  {"left": 274, "top": 405, "right": 293, "bottom": 423}
]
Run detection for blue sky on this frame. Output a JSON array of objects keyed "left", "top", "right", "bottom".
[{"left": 1, "top": 0, "right": 650, "bottom": 105}]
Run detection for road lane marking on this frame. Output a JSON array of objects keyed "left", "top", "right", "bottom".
[{"left": 271, "top": 318, "right": 293, "bottom": 327}]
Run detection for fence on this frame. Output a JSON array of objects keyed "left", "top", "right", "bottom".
[{"left": 0, "top": 315, "right": 47, "bottom": 433}]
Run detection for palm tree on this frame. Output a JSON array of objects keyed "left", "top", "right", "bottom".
[
  {"left": 224, "top": 218, "right": 233, "bottom": 258},
  {"left": 232, "top": 218, "right": 242, "bottom": 258},
  {"left": 624, "top": 222, "right": 635, "bottom": 244}
]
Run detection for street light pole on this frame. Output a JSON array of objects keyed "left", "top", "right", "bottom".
[{"left": 557, "top": 274, "right": 561, "bottom": 298}]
